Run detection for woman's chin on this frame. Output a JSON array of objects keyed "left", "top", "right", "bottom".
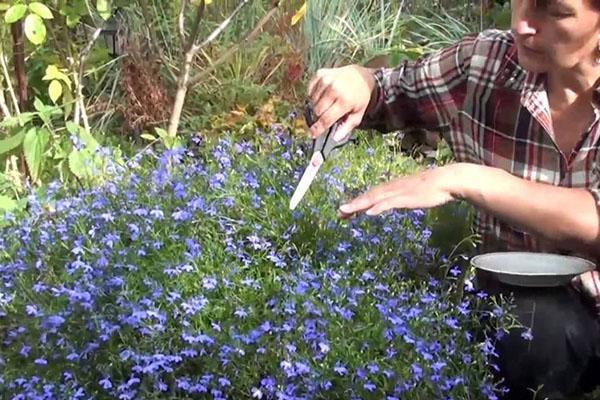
[{"left": 516, "top": 52, "right": 549, "bottom": 73}]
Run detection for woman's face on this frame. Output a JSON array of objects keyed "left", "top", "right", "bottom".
[{"left": 511, "top": 0, "right": 600, "bottom": 73}]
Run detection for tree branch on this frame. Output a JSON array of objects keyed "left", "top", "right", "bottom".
[
  {"left": 178, "top": 0, "right": 189, "bottom": 50},
  {"left": 74, "top": 26, "right": 103, "bottom": 132},
  {"left": 189, "top": 1, "right": 280, "bottom": 88},
  {"left": 0, "top": 50, "right": 20, "bottom": 116},
  {"left": 185, "top": 0, "right": 206, "bottom": 53},
  {"left": 190, "top": 0, "right": 251, "bottom": 54},
  {"left": 0, "top": 85, "right": 11, "bottom": 118}
]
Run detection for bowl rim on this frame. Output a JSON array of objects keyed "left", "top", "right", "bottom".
[{"left": 470, "top": 251, "right": 596, "bottom": 277}]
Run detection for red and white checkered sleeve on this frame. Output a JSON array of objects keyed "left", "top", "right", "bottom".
[{"left": 358, "top": 33, "right": 478, "bottom": 133}]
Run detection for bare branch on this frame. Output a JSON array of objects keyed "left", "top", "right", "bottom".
[
  {"left": 80, "top": 26, "right": 103, "bottom": 60},
  {"left": 189, "top": 1, "right": 280, "bottom": 87},
  {"left": 190, "top": 0, "right": 251, "bottom": 54},
  {"left": 0, "top": 85, "right": 11, "bottom": 118},
  {"left": 185, "top": 0, "right": 206, "bottom": 53},
  {"left": 74, "top": 26, "right": 103, "bottom": 132},
  {"left": 178, "top": 0, "right": 189, "bottom": 49},
  {"left": 0, "top": 51, "right": 20, "bottom": 116}
]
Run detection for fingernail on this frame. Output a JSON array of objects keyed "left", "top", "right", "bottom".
[
  {"left": 339, "top": 204, "right": 352, "bottom": 213},
  {"left": 333, "top": 129, "right": 346, "bottom": 142}
]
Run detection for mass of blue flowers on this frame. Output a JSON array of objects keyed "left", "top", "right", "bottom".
[{"left": 0, "top": 124, "right": 513, "bottom": 399}]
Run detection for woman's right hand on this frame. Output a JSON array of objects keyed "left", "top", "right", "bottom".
[{"left": 307, "top": 64, "right": 377, "bottom": 141}]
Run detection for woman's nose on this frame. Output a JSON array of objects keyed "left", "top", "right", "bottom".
[{"left": 513, "top": 19, "right": 537, "bottom": 36}]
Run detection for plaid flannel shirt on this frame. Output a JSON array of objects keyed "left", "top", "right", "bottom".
[{"left": 359, "top": 29, "right": 600, "bottom": 299}]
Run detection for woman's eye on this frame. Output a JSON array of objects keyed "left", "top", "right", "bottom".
[{"left": 549, "top": 9, "right": 574, "bottom": 18}]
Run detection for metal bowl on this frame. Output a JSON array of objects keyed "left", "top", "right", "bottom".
[{"left": 471, "top": 252, "right": 596, "bottom": 287}]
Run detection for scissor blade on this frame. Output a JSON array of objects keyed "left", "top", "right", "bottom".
[{"left": 289, "top": 152, "right": 324, "bottom": 210}]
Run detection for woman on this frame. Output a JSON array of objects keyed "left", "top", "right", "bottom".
[{"left": 307, "top": 0, "right": 600, "bottom": 398}]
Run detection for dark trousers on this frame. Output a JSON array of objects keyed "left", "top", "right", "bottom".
[{"left": 476, "top": 271, "right": 600, "bottom": 400}]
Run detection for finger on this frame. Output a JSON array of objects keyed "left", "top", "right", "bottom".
[
  {"left": 332, "top": 112, "right": 362, "bottom": 142},
  {"left": 307, "top": 70, "right": 321, "bottom": 98},
  {"left": 310, "top": 99, "right": 347, "bottom": 138},
  {"left": 339, "top": 181, "right": 402, "bottom": 214},
  {"left": 313, "top": 91, "right": 336, "bottom": 123},
  {"left": 308, "top": 69, "right": 331, "bottom": 104},
  {"left": 339, "top": 193, "right": 378, "bottom": 216},
  {"left": 365, "top": 199, "right": 396, "bottom": 216}
]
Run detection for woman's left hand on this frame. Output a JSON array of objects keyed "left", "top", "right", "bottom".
[{"left": 338, "top": 164, "right": 465, "bottom": 219}]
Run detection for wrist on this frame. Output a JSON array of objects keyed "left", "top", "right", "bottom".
[{"left": 443, "top": 162, "right": 477, "bottom": 201}]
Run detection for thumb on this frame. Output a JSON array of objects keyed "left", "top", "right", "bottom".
[{"left": 333, "top": 112, "right": 363, "bottom": 142}]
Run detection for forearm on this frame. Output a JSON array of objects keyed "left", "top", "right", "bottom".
[{"left": 453, "top": 163, "right": 600, "bottom": 256}]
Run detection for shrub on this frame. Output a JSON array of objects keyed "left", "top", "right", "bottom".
[{"left": 0, "top": 123, "right": 514, "bottom": 399}]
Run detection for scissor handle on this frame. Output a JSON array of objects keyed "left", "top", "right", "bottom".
[{"left": 303, "top": 100, "right": 351, "bottom": 159}]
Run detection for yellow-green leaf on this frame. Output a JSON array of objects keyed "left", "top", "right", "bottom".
[
  {"left": 4, "top": 4, "right": 27, "bottom": 23},
  {"left": 0, "top": 3, "right": 11, "bottom": 12},
  {"left": 291, "top": 2, "right": 306, "bottom": 26},
  {"left": 43, "top": 65, "right": 60, "bottom": 80},
  {"left": 140, "top": 133, "right": 157, "bottom": 141},
  {"left": 43, "top": 65, "right": 72, "bottom": 88},
  {"left": 24, "top": 14, "right": 46, "bottom": 45},
  {"left": 0, "top": 195, "right": 18, "bottom": 211},
  {"left": 49, "top": 80, "right": 62, "bottom": 103},
  {"left": 29, "top": 2, "right": 53, "bottom": 19},
  {"left": 62, "top": 88, "right": 74, "bottom": 118},
  {"left": 97, "top": 0, "right": 111, "bottom": 20}
]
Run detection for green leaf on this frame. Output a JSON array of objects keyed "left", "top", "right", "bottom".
[
  {"left": 17, "top": 112, "right": 34, "bottom": 127},
  {"left": 154, "top": 127, "right": 168, "bottom": 139},
  {"left": 49, "top": 80, "right": 62, "bottom": 103},
  {"left": 96, "top": 0, "right": 111, "bottom": 20},
  {"left": 62, "top": 89, "right": 74, "bottom": 119},
  {"left": 42, "top": 65, "right": 60, "bottom": 80},
  {"left": 140, "top": 133, "right": 157, "bottom": 141},
  {"left": 23, "top": 127, "right": 49, "bottom": 182},
  {"left": 66, "top": 13, "right": 80, "bottom": 27},
  {"left": 66, "top": 122, "right": 80, "bottom": 134},
  {"left": 33, "top": 97, "right": 46, "bottom": 113},
  {"left": 0, "top": 130, "right": 26, "bottom": 155},
  {"left": 0, "top": 195, "right": 18, "bottom": 211},
  {"left": 79, "top": 128, "right": 99, "bottom": 151},
  {"left": 68, "top": 148, "right": 94, "bottom": 179},
  {"left": 43, "top": 65, "right": 71, "bottom": 87},
  {"left": 29, "top": 2, "right": 53, "bottom": 19},
  {"left": 4, "top": 4, "right": 27, "bottom": 23},
  {"left": 24, "top": 14, "right": 46, "bottom": 45}
]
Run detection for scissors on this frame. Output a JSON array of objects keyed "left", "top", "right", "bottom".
[{"left": 289, "top": 100, "right": 352, "bottom": 210}]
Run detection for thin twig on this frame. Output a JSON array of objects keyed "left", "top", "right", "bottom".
[
  {"left": 186, "top": 0, "right": 206, "bottom": 53},
  {"left": 75, "top": 26, "right": 103, "bottom": 132},
  {"left": 0, "top": 51, "right": 20, "bottom": 116},
  {"left": 0, "top": 84, "right": 11, "bottom": 118},
  {"left": 189, "top": 1, "right": 279, "bottom": 87},
  {"left": 191, "top": 0, "right": 251, "bottom": 53},
  {"left": 178, "top": 0, "right": 189, "bottom": 50}
]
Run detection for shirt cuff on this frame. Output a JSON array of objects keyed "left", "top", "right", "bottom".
[{"left": 359, "top": 68, "right": 386, "bottom": 128}]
